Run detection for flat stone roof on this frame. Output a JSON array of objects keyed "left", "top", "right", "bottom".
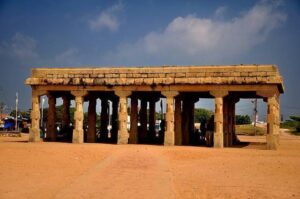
[{"left": 25, "top": 65, "right": 284, "bottom": 93}]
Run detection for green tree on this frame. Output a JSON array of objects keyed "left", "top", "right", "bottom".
[
  {"left": 10, "top": 109, "right": 31, "bottom": 118},
  {"left": 194, "top": 108, "right": 213, "bottom": 123},
  {"left": 0, "top": 102, "right": 5, "bottom": 114},
  {"left": 156, "top": 112, "right": 163, "bottom": 120}
]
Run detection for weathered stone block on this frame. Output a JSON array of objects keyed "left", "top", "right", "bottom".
[
  {"left": 232, "top": 72, "right": 240, "bottom": 77},
  {"left": 246, "top": 77, "right": 257, "bottom": 83},
  {"left": 154, "top": 78, "right": 164, "bottom": 84},
  {"left": 94, "top": 78, "right": 105, "bottom": 84},
  {"left": 141, "top": 74, "right": 148, "bottom": 78},
  {"left": 70, "top": 78, "right": 80, "bottom": 85},
  {"left": 158, "top": 73, "right": 166, "bottom": 78},
  {"left": 148, "top": 73, "right": 160, "bottom": 78},
  {"left": 90, "top": 74, "right": 98, "bottom": 78},
  {"left": 163, "top": 77, "right": 174, "bottom": 84},
  {"left": 143, "top": 78, "right": 154, "bottom": 84},
  {"left": 166, "top": 73, "right": 177, "bottom": 78},
  {"left": 105, "top": 74, "right": 120, "bottom": 78},
  {"left": 134, "top": 78, "right": 144, "bottom": 85},
  {"left": 240, "top": 72, "right": 248, "bottom": 77},
  {"left": 82, "top": 78, "right": 93, "bottom": 85},
  {"left": 175, "top": 73, "right": 186, "bottom": 78},
  {"left": 124, "top": 78, "right": 134, "bottom": 85},
  {"left": 174, "top": 78, "right": 186, "bottom": 84}
]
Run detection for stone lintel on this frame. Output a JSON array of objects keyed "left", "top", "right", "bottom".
[
  {"left": 26, "top": 65, "right": 284, "bottom": 93},
  {"left": 32, "top": 89, "right": 48, "bottom": 97}
]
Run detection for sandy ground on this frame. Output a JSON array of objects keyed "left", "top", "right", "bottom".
[{"left": 0, "top": 130, "right": 299, "bottom": 199}]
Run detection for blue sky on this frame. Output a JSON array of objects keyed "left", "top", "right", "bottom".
[{"left": 0, "top": 0, "right": 300, "bottom": 119}]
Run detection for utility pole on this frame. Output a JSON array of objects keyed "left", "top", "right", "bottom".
[
  {"left": 252, "top": 98, "right": 258, "bottom": 136},
  {"left": 15, "top": 92, "right": 18, "bottom": 131},
  {"left": 108, "top": 100, "right": 111, "bottom": 134}
]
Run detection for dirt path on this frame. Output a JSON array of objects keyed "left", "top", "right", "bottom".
[
  {"left": 54, "top": 146, "right": 175, "bottom": 199},
  {"left": 0, "top": 132, "right": 300, "bottom": 199}
]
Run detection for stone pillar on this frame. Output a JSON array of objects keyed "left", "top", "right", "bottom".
[
  {"left": 189, "top": 100, "right": 195, "bottom": 144},
  {"left": 266, "top": 94, "right": 280, "bottom": 150},
  {"left": 181, "top": 100, "right": 189, "bottom": 145},
  {"left": 115, "top": 91, "right": 131, "bottom": 144},
  {"left": 87, "top": 95, "right": 96, "bottom": 143},
  {"left": 139, "top": 98, "right": 148, "bottom": 142},
  {"left": 129, "top": 95, "right": 138, "bottom": 144},
  {"left": 149, "top": 98, "right": 156, "bottom": 141},
  {"left": 223, "top": 97, "right": 229, "bottom": 147},
  {"left": 257, "top": 90, "right": 280, "bottom": 150},
  {"left": 182, "top": 99, "right": 194, "bottom": 145},
  {"left": 229, "top": 97, "right": 239, "bottom": 146},
  {"left": 62, "top": 96, "right": 70, "bottom": 130},
  {"left": 227, "top": 99, "right": 233, "bottom": 146},
  {"left": 29, "top": 90, "right": 41, "bottom": 142},
  {"left": 71, "top": 91, "right": 87, "bottom": 143},
  {"left": 162, "top": 91, "right": 178, "bottom": 146},
  {"left": 100, "top": 98, "right": 109, "bottom": 141},
  {"left": 111, "top": 98, "right": 119, "bottom": 143},
  {"left": 210, "top": 90, "right": 228, "bottom": 148},
  {"left": 174, "top": 97, "right": 182, "bottom": 145},
  {"left": 47, "top": 93, "right": 56, "bottom": 141}
]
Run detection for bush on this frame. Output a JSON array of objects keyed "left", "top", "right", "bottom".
[
  {"left": 296, "top": 123, "right": 300, "bottom": 132},
  {"left": 235, "top": 115, "right": 251, "bottom": 125},
  {"left": 280, "top": 120, "right": 298, "bottom": 129},
  {"left": 281, "top": 116, "right": 300, "bottom": 131}
]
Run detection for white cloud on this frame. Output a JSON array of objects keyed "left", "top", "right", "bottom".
[
  {"left": 55, "top": 48, "right": 81, "bottom": 66},
  {"left": 89, "top": 1, "right": 123, "bottom": 31},
  {"left": 0, "top": 33, "right": 39, "bottom": 61},
  {"left": 101, "top": 0, "right": 287, "bottom": 65}
]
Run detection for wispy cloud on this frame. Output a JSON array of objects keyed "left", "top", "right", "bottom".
[
  {"left": 214, "top": 6, "right": 227, "bottom": 18},
  {"left": 0, "top": 33, "right": 39, "bottom": 61},
  {"left": 88, "top": 1, "right": 123, "bottom": 32},
  {"left": 55, "top": 48, "right": 81, "bottom": 66},
  {"left": 101, "top": 0, "right": 287, "bottom": 65}
]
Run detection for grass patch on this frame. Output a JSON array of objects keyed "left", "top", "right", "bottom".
[{"left": 235, "top": 124, "right": 266, "bottom": 136}]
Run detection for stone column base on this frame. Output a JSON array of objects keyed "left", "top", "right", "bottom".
[
  {"left": 267, "top": 134, "right": 279, "bottom": 150},
  {"left": 118, "top": 132, "right": 129, "bottom": 144},
  {"left": 29, "top": 128, "right": 41, "bottom": 142},
  {"left": 72, "top": 129, "right": 84, "bottom": 143},
  {"left": 214, "top": 132, "right": 223, "bottom": 148}
]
